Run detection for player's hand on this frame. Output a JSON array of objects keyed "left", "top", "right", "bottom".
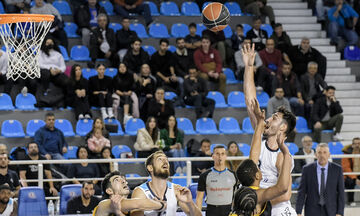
[
  {"left": 174, "top": 185, "right": 192, "bottom": 203},
  {"left": 241, "top": 43, "right": 256, "bottom": 67},
  {"left": 110, "top": 195, "right": 125, "bottom": 216},
  {"left": 251, "top": 98, "right": 265, "bottom": 125},
  {"left": 277, "top": 131, "right": 289, "bottom": 154}
]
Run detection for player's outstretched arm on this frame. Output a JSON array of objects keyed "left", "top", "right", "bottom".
[
  {"left": 175, "top": 184, "right": 202, "bottom": 216},
  {"left": 249, "top": 99, "right": 265, "bottom": 165}
]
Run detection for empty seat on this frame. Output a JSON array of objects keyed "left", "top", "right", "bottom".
[
  {"left": 210, "top": 143, "right": 227, "bottom": 153},
  {"left": 58, "top": 45, "right": 69, "bottom": 61},
  {"left": 105, "top": 67, "right": 117, "bottom": 78},
  {"left": 104, "top": 118, "right": 124, "bottom": 136},
  {"left": 177, "top": 117, "right": 196, "bottom": 135},
  {"left": 144, "top": 1, "right": 160, "bottom": 16},
  {"left": 76, "top": 119, "right": 93, "bottom": 136},
  {"left": 64, "top": 22, "right": 79, "bottom": 38},
  {"left": 219, "top": 117, "right": 243, "bottom": 134},
  {"left": 81, "top": 68, "right": 97, "bottom": 80},
  {"left": 15, "top": 93, "right": 37, "bottom": 110},
  {"left": 196, "top": 118, "right": 219, "bottom": 134},
  {"left": 168, "top": 45, "right": 176, "bottom": 53},
  {"left": 70, "top": 45, "right": 91, "bottom": 61},
  {"left": 59, "top": 184, "right": 82, "bottom": 215},
  {"left": 285, "top": 142, "right": 299, "bottom": 155},
  {"left": 112, "top": 145, "right": 132, "bottom": 158},
  {"left": 206, "top": 91, "right": 228, "bottom": 108},
  {"left": 55, "top": 119, "right": 75, "bottom": 137},
  {"left": 172, "top": 173, "right": 189, "bottom": 187},
  {"left": 224, "top": 2, "right": 242, "bottom": 16},
  {"left": 63, "top": 146, "right": 78, "bottom": 159},
  {"left": 165, "top": 91, "right": 178, "bottom": 100},
  {"left": 196, "top": 23, "right": 207, "bottom": 36},
  {"left": 53, "top": 0, "right": 72, "bottom": 15},
  {"left": 1, "top": 119, "right": 25, "bottom": 137},
  {"left": 312, "top": 142, "right": 319, "bottom": 149},
  {"left": 125, "top": 118, "right": 145, "bottom": 135},
  {"left": 344, "top": 45, "right": 360, "bottom": 60},
  {"left": 223, "top": 25, "right": 233, "bottom": 38},
  {"left": 142, "top": 45, "right": 156, "bottom": 56},
  {"left": 0, "top": 2, "right": 4, "bottom": 13},
  {"left": 227, "top": 91, "right": 246, "bottom": 108},
  {"left": 149, "top": 23, "right": 170, "bottom": 38},
  {"left": 130, "top": 23, "right": 149, "bottom": 38},
  {"left": 328, "top": 142, "right": 344, "bottom": 155},
  {"left": 296, "top": 116, "right": 311, "bottom": 133},
  {"left": 256, "top": 91, "right": 269, "bottom": 108},
  {"left": 242, "top": 24, "right": 252, "bottom": 36},
  {"left": 160, "top": 1, "right": 180, "bottom": 16},
  {"left": 0, "top": 93, "right": 14, "bottom": 110},
  {"left": 242, "top": 117, "right": 254, "bottom": 134},
  {"left": 223, "top": 68, "right": 240, "bottom": 84},
  {"left": 171, "top": 23, "right": 189, "bottom": 37},
  {"left": 181, "top": 2, "right": 201, "bottom": 16},
  {"left": 237, "top": 143, "right": 250, "bottom": 156},
  {"left": 26, "top": 119, "right": 46, "bottom": 137},
  {"left": 261, "top": 24, "right": 273, "bottom": 37},
  {"left": 18, "top": 187, "right": 48, "bottom": 216},
  {"left": 99, "top": 0, "right": 114, "bottom": 15},
  {"left": 109, "top": 22, "right": 123, "bottom": 32}
]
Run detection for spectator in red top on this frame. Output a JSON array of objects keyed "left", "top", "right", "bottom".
[
  {"left": 112, "top": 0, "right": 153, "bottom": 27},
  {"left": 194, "top": 36, "right": 226, "bottom": 95}
]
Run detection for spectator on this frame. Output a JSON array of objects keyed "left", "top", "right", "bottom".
[
  {"left": 194, "top": 36, "right": 226, "bottom": 95},
  {"left": 272, "top": 61, "right": 305, "bottom": 116},
  {"left": 66, "top": 181, "right": 101, "bottom": 214},
  {"left": 134, "top": 117, "right": 160, "bottom": 158},
  {"left": 0, "top": 184, "right": 17, "bottom": 216},
  {"left": 328, "top": 0, "right": 359, "bottom": 46},
  {"left": 67, "top": 146, "right": 101, "bottom": 194},
  {"left": 241, "top": 0, "right": 275, "bottom": 27},
  {"left": 98, "top": 147, "right": 115, "bottom": 177},
  {"left": 225, "top": 141, "right": 243, "bottom": 172},
  {"left": 183, "top": 67, "right": 215, "bottom": 119},
  {"left": 112, "top": 63, "right": 139, "bottom": 124},
  {"left": 146, "top": 87, "right": 175, "bottom": 129},
  {"left": 74, "top": 0, "right": 107, "bottom": 48},
  {"left": 192, "top": 139, "right": 214, "bottom": 178},
  {"left": 246, "top": 16, "right": 268, "bottom": 51},
  {"left": 202, "top": 29, "right": 231, "bottom": 66},
  {"left": 231, "top": 24, "right": 245, "bottom": 51},
  {"left": 196, "top": 145, "right": 237, "bottom": 216},
  {"left": 4, "top": 0, "right": 30, "bottom": 13},
  {"left": 89, "top": 13, "right": 119, "bottom": 68},
  {"left": 112, "top": 0, "right": 153, "bottom": 27},
  {"left": 293, "top": 136, "right": 316, "bottom": 184},
  {"left": 67, "top": 64, "right": 91, "bottom": 120},
  {"left": 185, "top": 23, "right": 201, "bottom": 54},
  {"left": 342, "top": 137, "right": 360, "bottom": 206},
  {"left": 0, "top": 154, "right": 20, "bottom": 197},
  {"left": 19, "top": 142, "right": 58, "bottom": 196},
  {"left": 270, "top": 23, "right": 292, "bottom": 54},
  {"left": 136, "top": 64, "right": 156, "bottom": 120},
  {"left": 287, "top": 37, "right": 327, "bottom": 79},
  {"left": 267, "top": 88, "right": 291, "bottom": 118},
  {"left": 150, "top": 39, "right": 181, "bottom": 96},
  {"left": 174, "top": 37, "right": 193, "bottom": 79},
  {"left": 87, "top": 128, "right": 111, "bottom": 158},
  {"left": 313, "top": 86, "right": 344, "bottom": 142},
  {"left": 116, "top": 18, "right": 138, "bottom": 61},
  {"left": 160, "top": 115, "right": 186, "bottom": 174},
  {"left": 123, "top": 38, "right": 150, "bottom": 74},
  {"left": 30, "top": 0, "right": 68, "bottom": 48},
  {"left": 85, "top": 117, "right": 111, "bottom": 144},
  {"left": 88, "top": 64, "right": 114, "bottom": 120}
]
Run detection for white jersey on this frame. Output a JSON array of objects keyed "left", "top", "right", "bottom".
[
  {"left": 137, "top": 181, "right": 178, "bottom": 216},
  {"left": 0, "top": 198, "right": 14, "bottom": 216},
  {"left": 259, "top": 140, "right": 296, "bottom": 216}
]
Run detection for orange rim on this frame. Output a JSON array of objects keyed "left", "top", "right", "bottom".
[{"left": 0, "top": 14, "right": 54, "bottom": 24}]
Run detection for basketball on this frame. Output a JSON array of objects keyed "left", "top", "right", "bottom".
[{"left": 202, "top": 2, "right": 230, "bottom": 32}]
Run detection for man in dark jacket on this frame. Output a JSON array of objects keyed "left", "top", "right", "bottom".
[
  {"left": 112, "top": 0, "right": 153, "bottom": 27},
  {"left": 246, "top": 16, "right": 268, "bottom": 51},
  {"left": 116, "top": 18, "right": 138, "bottom": 61},
  {"left": 312, "top": 86, "right": 343, "bottom": 142},
  {"left": 123, "top": 38, "right": 150, "bottom": 74},
  {"left": 174, "top": 37, "right": 193, "bottom": 78},
  {"left": 270, "top": 23, "right": 292, "bottom": 53},
  {"left": 241, "top": 0, "right": 275, "bottom": 26}
]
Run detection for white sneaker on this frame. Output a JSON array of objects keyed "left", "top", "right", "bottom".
[
  {"left": 123, "top": 115, "right": 133, "bottom": 125},
  {"left": 182, "top": 166, "right": 187, "bottom": 174},
  {"left": 333, "top": 133, "right": 344, "bottom": 141},
  {"left": 78, "top": 114, "right": 84, "bottom": 120},
  {"left": 350, "top": 202, "right": 356, "bottom": 207},
  {"left": 21, "top": 86, "right": 28, "bottom": 96},
  {"left": 84, "top": 114, "right": 91, "bottom": 119}
]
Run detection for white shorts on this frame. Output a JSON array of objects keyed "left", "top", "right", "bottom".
[{"left": 271, "top": 205, "right": 297, "bottom": 216}]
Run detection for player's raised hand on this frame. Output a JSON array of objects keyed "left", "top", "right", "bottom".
[
  {"left": 241, "top": 43, "right": 256, "bottom": 67},
  {"left": 251, "top": 99, "right": 265, "bottom": 126},
  {"left": 174, "top": 184, "right": 192, "bottom": 203},
  {"left": 110, "top": 195, "right": 125, "bottom": 216},
  {"left": 277, "top": 131, "right": 289, "bottom": 155}
]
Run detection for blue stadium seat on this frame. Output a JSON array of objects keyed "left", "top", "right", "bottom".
[
  {"left": 168, "top": 45, "right": 176, "bottom": 53},
  {"left": 55, "top": 119, "right": 75, "bottom": 137},
  {"left": 181, "top": 2, "right": 201, "bottom": 16},
  {"left": 223, "top": 68, "right": 240, "bottom": 84},
  {"left": 144, "top": 1, "right": 160, "bottom": 16},
  {"left": 76, "top": 119, "right": 93, "bottom": 136},
  {"left": 104, "top": 118, "right": 124, "bottom": 136},
  {"left": 206, "top": 91, "right": 228, "bottom": 108},
  {"left": 177, "top": 117, "right": 196, "bottom": 135},
  {"left": 0, "top": 93, "right": 14, "bottom": 110},
  {"left": 312, "top": 142, "right": 319, "bottom": 149},
  {"left": 0, "top": 2, "right": 4, "bottom": 13},
  {"left": 64, "top": 22, "right": 79, "bottom": 38},
  {"left": 256, "top": 91, "right": 269, "bottom": 108},
  {"left": 165, "top": 91, "right": 178, "bottom": 100},
  {"left": 59, "top": 184, "right": 82, "bottom": 215},
  {"left": 81, "top": 68, "right": 97, "bottom": 80},
  {"left": 172, "top": 173, "right": 189, "bottom": 187},
  {"left": 53, "top": 0, "right": 72, "bottom": 15},
  {"left": 285, "top": 142, "right": 299, "bottom": 155},
  {"left": 105, "top": 68, "right": 117, "bottom": 78},
  {"left": 108, "top": 23, "right": 123, "bottom": 32},
  {"left": 296, "top": 116, "right": 312, "bottom": 133},
  {"left": 196, "top": 118, "right": 219, "bottom": 135},
  {"left": 261, "top": 24, "right": 273, "bottom": 37},
  {"left": 210, "top": 143, "right": 227, "bottom": 153},
  {"left": 160, "top": 1, "right": 180, "bottom": 16},
  {"left": 142, "top": 45, "right": 156, "bottom": 56},
  {"left": 227, "top": 91, "right": 246, "bottom": 108},
  {"left": 26, "top": 119, "right": 45, "bottom": 137},
  {"left": 1, "top": 120, "right": 25, "bottom": 137},
  {"left": 99, "top": 0, "right": 114, "bottom": 15},
  {"left": 219, "top": 117, "right": 243, "bottom": 134},
  {"left": 112, "top": 145, "right": 132, "bottom": 158},
  {"left": 58, "top": 45, "right": 69, "bottom": 61},
  {"left": 70, "top": 45, "right": 91, "bottom": 61},
  {"left": 63, "top": 146, "right": 78, "bottom": 159},
  {"left": 15, "top": 93, "right": 37, "bottom": 111},
  {"left": 196, "top": 23, "right": 207, "bottom": 36},
  {"left": 242, "top": 117, "right": 254, "bottom": 134},
  {"left": 242, "top": 24, "right": 252, "bottom": 36},
  {"left": 344, "top": 45, "right": 360, "bottom": 60},
  {"left": 322, "top": 129, "right": 334, "bottom": 133},
  {"left": 18, "top": 187, "right": 48, "bottom": 216},
  {"left": 223, "top": 25, "right": 233, "bottom": 38},
  {"left": 328, "top": 142, "right": 344, "bottom": 155},
  {"left": 125, "top": 118, "right": 145, "bottom": 135},
  {"left": 149, "top": 23, "right": 170, "bottom": 38},
  {"left": 130, "top": 23, "right": 149, "bottom": 38},
  {"left": 125, "top": 173, "right": 141, "bottom": 178},
  {"left": 224, "top": 2, "right": 242, "bottom": 16},
  {"left": 171, "top": 23, "right": 189, "bottom": 37},
  {"left": 237, "top": 143, "right": 250, "bottom": 156}
]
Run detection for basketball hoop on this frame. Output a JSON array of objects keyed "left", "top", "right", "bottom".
[{"left": 0, "top": 14, "right": 54, "bottom": 81}]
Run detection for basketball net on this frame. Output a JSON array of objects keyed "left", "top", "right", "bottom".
[{"left": 0, "top": 14, "right": 54, "bottom": 81}]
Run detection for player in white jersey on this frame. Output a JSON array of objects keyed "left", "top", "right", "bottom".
[
  {"left": 0, "top": 184, "right": 17, "bottom": 216},
  {"left": 131, "top": 151, "right": 202, "bottom": 216},
  {"left": 243, "top": 43, "right": 297, "bottom": 215}
]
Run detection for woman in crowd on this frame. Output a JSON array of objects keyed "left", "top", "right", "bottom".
[
  {"left": 87, "top": 128, "right": 111, "bottom": 158},
  {"left": 134, "top": 117, "right": 160, "bottom": 158},
  {"left": 226, "top": 141, "right": 243, "bottom": 172},
  {"left": 85, "top": 117, "right": 111, "bottom": 144},
  {"left": 98, "top": 146, "right": 115, "bottom": 177}
]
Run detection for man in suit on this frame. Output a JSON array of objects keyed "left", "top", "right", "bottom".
[{"left": 296, "top": 143, "right": 345, "bottom": 216}]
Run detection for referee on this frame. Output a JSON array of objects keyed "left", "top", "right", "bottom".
[{"left": 196, "top": 145, "right": 237, "bottom": 216}]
